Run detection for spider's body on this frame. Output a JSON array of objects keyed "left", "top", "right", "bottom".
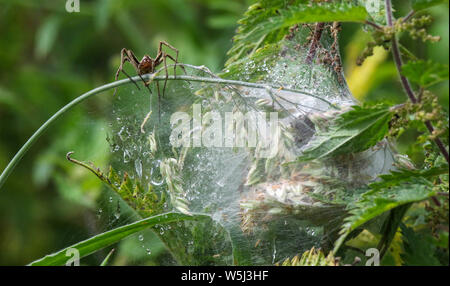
[{"left": 138, "top": 55, "right": 158, "bottom": 74}]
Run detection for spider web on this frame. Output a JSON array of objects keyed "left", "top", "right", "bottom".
[{"left": 101, "top": 31, "right": 397, "bottom": 265}]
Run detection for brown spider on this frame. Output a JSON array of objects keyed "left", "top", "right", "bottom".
[{"left": 113, "top": 41, "right": 180, "bottom": 120}]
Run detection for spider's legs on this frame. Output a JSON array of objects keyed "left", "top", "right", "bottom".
[
  {"left": 141, "top": 75, "right": 153, "bottom": 95},
  {"left": 113, "top": 48, "right": 141, "bottom": 96},
  {"left": 161, "top": 52, "right": 192, "bottom": 97},
  {"left": 157, "top": 42, "right": 190, "bottom": 98},
  {"left": 162, "top": 52, "right": 169, "bottom": 98},
  {"left": 124, "top": 49, "right": 153, "bottom": 95},
  {"left": 156, "top": 80, "right": 161, "bottom": 122},
  {"left": 158, "top": 41, "right": 179, "bottom": 77}
]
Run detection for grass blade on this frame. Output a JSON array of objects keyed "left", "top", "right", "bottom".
[
  {"left": 29, "top": 212, "right": 208, "bottom": 266},
  {"left": 100, "top": 249, "right": 115, "bottom": 266}
]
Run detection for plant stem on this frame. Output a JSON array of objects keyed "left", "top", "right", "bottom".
[
  {"left": 365, "top": 20, "right": 382, "bottom": 30},
  {"left": 402, "top": 10, "right": 416, "bottom": 23},
  {"left": 385, "top": 0, "right": 449, "bottom": 164},
  {"left": 0, "top": 70, "right": 336, "bottom": 190}
]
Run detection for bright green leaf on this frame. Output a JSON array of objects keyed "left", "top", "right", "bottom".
[
  {"left": 66, "top": 154, "right": 167, "bottom": 218},
  {"left": 334, "top": 178, "right": 437, "bottom": 253},
  {"left": 402, "top": 60, "right": 449, "bottom": 88},
  {"left": 297, "top": 105, "right": 392, "bottom": 162},
  {"left": 250, "top": 2, "right": 368, "bottom": 37},
  {"left": 226, "top": 1, "right": 368, "bottom": 67},
  {"left": 369, "top": 166, "right": 449, "bottom": 189}
]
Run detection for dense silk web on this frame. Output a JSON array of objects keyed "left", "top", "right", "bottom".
[{"left": 102, "top": 34, "right": 397, "bottom": 265}]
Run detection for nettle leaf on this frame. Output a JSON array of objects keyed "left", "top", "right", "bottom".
[
  {"left": 412, "top": 0, "right": 449, "bottom": 11},
  {"left": 66, "top": 153, "right": 166, "bottom": 218},
  {"left": 226, "top": 0, "right": 368, "bottom": 67},
  {"left": 333, "top": 178, "right": 437, "bottom": 253},
  {"left": 377, "top": 204, "right": 411, "bottom": 258},
  {"left": 297, "top": 105, "right": 392, "bottom": 162},
  {"left": 401, "top": 60, "right": 449, "bottom": 88},
  {"left": 225, "top": 0, "right": 290, "bottom": 67},
  {"left": 369, "top": 166, "right": 449, "bottom": 189},
  {"left": 400, "top": 224, "right": 441, "bottom": 266},
  {"left": 243, "top": 2, "right": 368, "bottom": 42}
]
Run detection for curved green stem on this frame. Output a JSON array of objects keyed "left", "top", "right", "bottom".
[{"left": 0, "top": 72, "right": 335, "bottom": 190}]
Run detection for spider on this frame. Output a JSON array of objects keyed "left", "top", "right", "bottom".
[{"left": 113, "top": 41, "right": 180, "bottom": 121}]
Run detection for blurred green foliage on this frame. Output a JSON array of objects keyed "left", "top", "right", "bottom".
[
  {"left": 0, "top": 0, "right": 248, "bottom": 265},
  {"left": 0, "top": 0, "right": 447, "bottom": 265}
]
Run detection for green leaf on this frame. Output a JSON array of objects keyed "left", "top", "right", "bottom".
[
  {"left": 333, "top": 178, "right": 437, "bottom": 253},
  {"left": 412, "top": 0, "right": 449, "bottom": 11},
  {"left": 66, "top": 152, "right": 167, "bottom": 218},
  {"left": 297, "top": 105, "right": 392, "bottom": 162},
  {"left": 369, "top": 166, "right": 449, "bottom": 189},
  {"left": 400, "top": 224, "right": 441, "bottom": 265},
  {"left": 226, "top": 225, "right": 253, "bottom": 265},
  {"left": 245, "top": 2, "right": 368, "bottom": 41},
  {"left": 226, "top": 1, "right": 368, "bottom": 67},
  {"left": 29, "top": 212, "right": 208, "bottom": 266},
  {"left": 401, "top": 60, "right": 449, "bottom": 88},
  {"left": 377, "top": 204, "right": 411, "bottom": 258}
]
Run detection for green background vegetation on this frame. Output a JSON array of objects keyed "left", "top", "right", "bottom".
[{"left": 0, "top": 0, "right": 448, "bottom": 265}]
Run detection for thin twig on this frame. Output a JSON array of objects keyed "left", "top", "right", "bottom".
[
  {"left": 385, "top": 0, "right": 449, "bottom": 164},
  {"left": 431, "top": 196, "right": 441, "bottom": 207},
  {"left": 365, "top": 20, "right": 383, "bottom": 30},
  {"left": 402, "top": 10, "right": 416, "bottom": 23}
]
